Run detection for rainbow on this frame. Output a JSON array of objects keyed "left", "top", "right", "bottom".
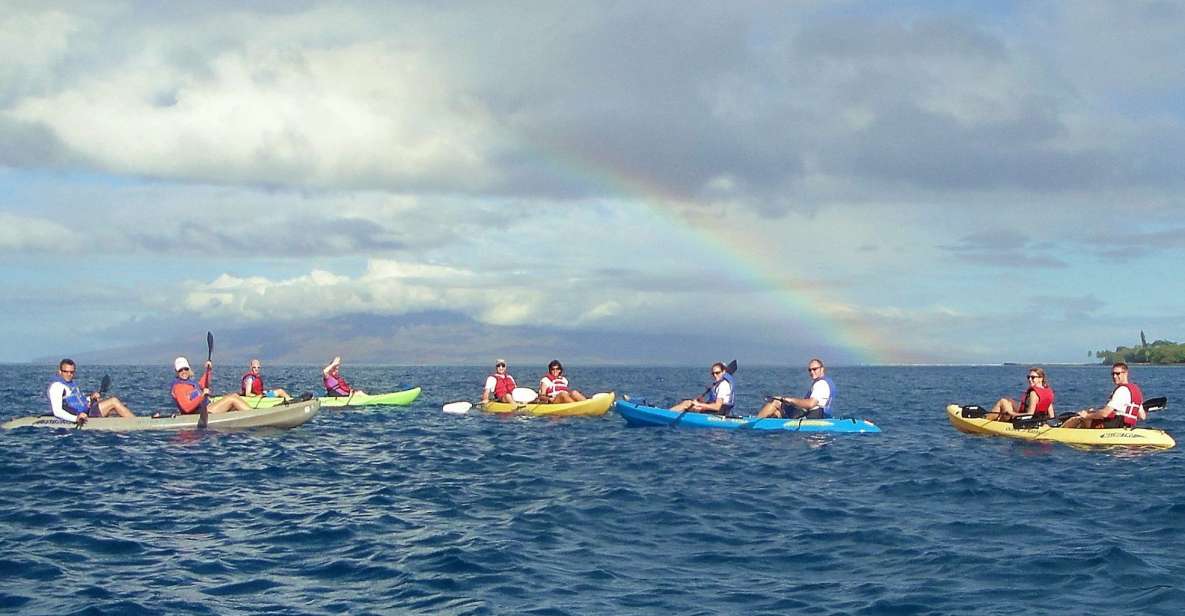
[{"left": 540, "top": 152, "right": 907, "bottom": 364}]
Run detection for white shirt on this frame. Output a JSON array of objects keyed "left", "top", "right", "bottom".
[
  {"left": 1105, "top": 386, "right": 1132, "bottom": 414},
  {"left": 714, "top": 379, "right": 733, "bottom": 405},
  {"left": 808, "top": 379, "right": 831, "bottom": 410},
  {"left": 47, "top": 381, "right": 81, "bottom": 422}
]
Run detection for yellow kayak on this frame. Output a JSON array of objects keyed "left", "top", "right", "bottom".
[
  {"left": 946, "top": 404, "right": 1175, "bottom": 449},
  {"left": 482, "top": 392, "right": 615, "bottom": 417}
]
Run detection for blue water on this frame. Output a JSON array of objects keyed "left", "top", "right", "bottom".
[{"left": 2, "top": 363, "right": 1184, "bottom": 615}]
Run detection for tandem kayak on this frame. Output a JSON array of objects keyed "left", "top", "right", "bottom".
[
  {"left": 614, "top": 399, "right": 881, "bottom": 433},
  {"left": 946, "top": 404, "right": 1175, "bottom": 449},
  {"left": 482, "top": 392, "right": 615, "bottom": 417},
  {"left": 222, "top": 387, "right": 422, "bottom": 409},
  {"left": 2, "top": 399, "right": 321, "bottom": 432}
]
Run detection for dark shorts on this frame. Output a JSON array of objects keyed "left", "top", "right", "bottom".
[
  {"left": 785, "top": 407, "right": 825, "bottom": 420},
  {"left": 1092, "top": 416, "right": 1127, "bottom": 429}
]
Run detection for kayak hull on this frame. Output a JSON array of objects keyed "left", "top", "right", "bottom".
[
  {"left": 482, "top": 392, "right": 615, "bottom": 416},
  {"left": 2, "top": 399, "right": 321, "bottom": 431},
  {"left": 226, "top": 387, "right": 422, "bottom": 409},
  {"left": 614, "top": 399, "right": 881, "bottom": 433},
  {"left": 946, "top": 404, "right": 1175, "bottom": 449}
]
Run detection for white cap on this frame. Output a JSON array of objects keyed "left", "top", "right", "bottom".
[{"left": 174, "top": 357, "right": 191, "bottom": 371}]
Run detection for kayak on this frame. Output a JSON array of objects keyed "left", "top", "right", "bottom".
[
  {"left": 946, "top": 404, "right": 1175, "bottom": 449},
  {"left": 482, "top": 392, "right": 615, "bottom": 417},
  {"left": 219, "top": 387, "right": 422, "bottom": 409},
  {"left": 1, "top": 399, "right": 321, "bottom": 432},
  {"left": 613, "top": 399, "right": 881, "bottom": 433}
]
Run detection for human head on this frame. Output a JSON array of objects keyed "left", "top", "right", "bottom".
[
  {"left": 250, "top": 359, "right": 261, "bottom": 372},
  {"left": 1112, "top": 362, "right": 1129, "bottom": 383},
  {"left": 58, "top": 358, "right": 76, "bottom": 379},
  {"left": 710, "top": 362, "right": 726, "bottom": 377},
  {"left": 1027, "top": 367, "right": 1048, "bottom": 386},
  {"left": 495, "top": 358, "right": 507, "bottom": 372},
  {"left": 807, "top": 358, "right": 825, "bottom": 378},
  {"left": 548, "top": 360, "right": 563, "bottom": 375},
  {"left": 174, "top": 357, "right": 191, "bottom": 374}
]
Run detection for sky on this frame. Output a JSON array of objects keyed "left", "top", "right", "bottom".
[{"left": 2, "top": 1, "right": 1184, "bottom": 365}]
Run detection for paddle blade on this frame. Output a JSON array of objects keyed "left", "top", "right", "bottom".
[
  {"left": 726, "top": 359, "right": 737, "bottom": 374},
  {"left": 206, "top": 331, "right": 214, "bottom": 361},
  {"left": 442, "top": 401, "right": 473, "bottom": 415},
  {"left": 1145, "top": 396, "right": 1168, "bottom": 412},
  {"left": 511, "top": 387, "right": 538, "bottom": 404},
  {"left": 99, "top": 375, "right": 112, "bottom": 394}
]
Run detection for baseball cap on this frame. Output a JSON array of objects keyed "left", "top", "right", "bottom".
[{"left": 174, "top": 357, "right": 191, "bottom": 371}]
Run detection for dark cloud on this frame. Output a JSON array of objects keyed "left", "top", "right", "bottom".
[
  {"left": 0, "top": 118, "right": 77, "bottom": 167},
  {"left": 942, "top": 230, "right": 1069, "bottom": 269}
]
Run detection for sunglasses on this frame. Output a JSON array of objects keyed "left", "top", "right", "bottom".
[
  {"left": 711, "top": 370, "right": 723, "bottom": 375},
  {"left": 1111, "top": 372, "right": 1123, "bottom": 376},
  {"left": 496, "top": 363, "right": 506, "bottom": 368},
  {"left": 60, "top": 369, "right": 75, "bottom": 374},
  {"left": 1028, "top": 375, "right": 1040, "bottom": 379}
]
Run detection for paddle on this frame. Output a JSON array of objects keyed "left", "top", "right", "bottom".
[
  {"left": 671, "top": 360, "right": 737, "bottom": 427},
  {"left": 443, "top": 387, "right": 539, "bottom": 415},
  {"left": 198, "top": 331, "right": 212, "bottom": 430}
]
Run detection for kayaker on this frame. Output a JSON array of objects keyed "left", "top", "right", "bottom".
[
  {"left": 985, "top": 367, "right": 1054, "bottom": 421},
  {"left": 670, "top": 362, "right": 734, "bottom": 415},
  {"left": 756, "top": 358, "right": 832, "bottom": 419},
  {"left": 171, "top": 357, "right": 252, "bottom": 415},
  {"left": 538, "top": 360, "right": 586, "bottom": 404},
  {"left": 1060, "top": 362, "right": 1145, "bottom": 429},
  {"left": 47, "top": 358, "right": 136, "bottom": 425},
  {"left": 241, "top": 359, "right": 291, "bottom": 400},
  {"left": 323, "top": 356, "right": 366, "bottom": 397},
  {"left": 482, "top": 359, "right": 517, "bottom": 404}
]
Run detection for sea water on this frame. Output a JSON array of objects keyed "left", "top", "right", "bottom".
[{"left": 1, "top": 364, "right": 1183, "bottom": 615}]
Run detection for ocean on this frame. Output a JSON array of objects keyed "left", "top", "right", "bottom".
[{"left": 2, "top": 363, "right": 1183, "bottom": 615}]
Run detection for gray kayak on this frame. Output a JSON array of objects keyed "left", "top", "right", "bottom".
[{"left": 1, "top": 399, "right": 321, "bottom": 431}]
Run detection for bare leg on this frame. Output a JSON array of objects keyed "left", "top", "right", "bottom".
[
  {"left": 670, "top": 399, "right": 694, "bottom": 411},
  {"left": 569, "top": 390, "right": 586, "bottom": 401},
  {"left": 273, "top": 388, "right": 291, "bottom": 399},
  {"left": 756, "top": 399, "right": 783, "bottom": 418},
  {"left": 97, "top": 396, "right": 136, "bottom": 418},
  {"left": 552, "top": 391, "right": 576, "bottom": 403},
  {"left": 986, "top": 398, "right": 1016, "bottom": 422},
  {"left": 207, "top": 394, "right": 251, "bottom": 413},
  {"left": 1060, "top": 416, "right": 1087, "bottom": 429}
]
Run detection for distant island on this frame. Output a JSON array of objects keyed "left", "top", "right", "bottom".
[{"left": 1094, "top": 331, "right": 1185, "bottom": 364}]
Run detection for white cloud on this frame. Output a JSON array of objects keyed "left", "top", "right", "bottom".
[{"left": 0, "top": 213, "right": 82, "bottom": 252}]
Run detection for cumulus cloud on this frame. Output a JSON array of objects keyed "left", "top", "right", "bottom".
[{"left": 0, "top": 213, "right": 82, "bottom": 252}]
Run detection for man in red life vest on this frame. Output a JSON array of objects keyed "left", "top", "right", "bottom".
[
  {"left": 241, "top": 359, "right": 291, "bottom": 400},
  {"left": 482, "top": 358, "right": 517, "bottom": 404},
  {"left": 1060, "top": 362, "right": 1145, "bottom": 429}
]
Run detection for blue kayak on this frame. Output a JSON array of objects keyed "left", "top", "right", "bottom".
[{"left": 613, "top": 399, "right": 881, "bottom": 433}]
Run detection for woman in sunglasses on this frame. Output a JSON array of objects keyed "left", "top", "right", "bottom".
[
  {"left": 482, "top": 359, "right": 517, "bottom": 404},
  {"left": 538, "top": 360, "right": 586, "bottom": 404},
  {"left": 670, "top": 361, "right": 734, "bottom": 415},
  {"left": 985, "top": 367, "right": 1054, "bottom": 421}
]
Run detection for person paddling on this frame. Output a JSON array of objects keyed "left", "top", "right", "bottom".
[
  {"left": 47, "top": 358, "right": 136, "bottom": 425},
  {"left": 985, "top": 367, "right": 1054, "bottom": 421},
  {"left": 241, "top": 359, "right": 291, "bottom": 400},
  {"left": 757, "top": 358, "right": 832, "bottom": 419},
  {"left": 171, "top": 357, "right": 252, "bottom": 415},
  {"left": 323, "top": 356, "right": 365, "bottom": 397},
  {"left": 482, "top": 359, "right": 517, "bottom": 404},
  {"left": 538, "top": 360, "right": 586, "bottom": 404},
  {"left": 670, "top": 361, "right": 735, "bottom": 415},
  {"left": 1060, "top": 362, "right": 1145, "bottom": 429}
]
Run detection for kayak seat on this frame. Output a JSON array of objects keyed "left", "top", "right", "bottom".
[{"left": 960, "top": 405, "right": 987, "bottom": 418}]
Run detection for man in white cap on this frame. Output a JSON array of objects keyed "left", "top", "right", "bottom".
[
  {"left": 481, "top": 358, "right": 517, "bottom": 404},
  {"left": 169, "top": 356, "right": 252, "bottom": 416}
]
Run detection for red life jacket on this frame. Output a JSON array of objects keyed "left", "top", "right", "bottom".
[
  {"left": 1113, "top": 382, "right": 1144, "bottom": 427},
  {"left": 241, "top": 372, "right": 264, "bottom": 396},
  {"left": 324, "top": 372, "right": 352, "bottom": 396},
  {"left": 1018, "top": 385, "right": 1054, "bottom": 418},
  {"left": 541, "top": 375, "right": 569, "bottom": 397},
  {"left": 491, "top": 373, "right": 517, "bottom": 398}
]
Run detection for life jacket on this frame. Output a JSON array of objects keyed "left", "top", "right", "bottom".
[
  {"left": 1018, "top": 385, "right": 1054, "bottom": 418},
  {"left": 171, "top": 375, "right": 208, "bottom": 414},
  {"left": 541, "top": 375, "right": 569, "bottom": 397},
  {"left": 491, "top": 373, "right": 517, "bottom": 399},
  {"left": 704, "top": 372, "right": 735, "bottom": 414},
  {"left": 48, "top": 375, "right": 89, "bottom": 415},
  {"left": 241, "top": 372, "right": 264, "bottom": 396},
  {"left": 324, "top": 372, "right": 352, "bottom": 397},
  {"left": 808, "top": 376, "right": 836, "bottom": 418},
  {"left": 1112, "top": 382, "right": 1144, "bottom": 427}
]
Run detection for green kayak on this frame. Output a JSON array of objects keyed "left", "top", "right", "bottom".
[
  {"left": 2, "top": 399, "right": 321, "bottom": 431},
  {"left": 221, "top": 387, "right": 422, "bottom": 409}
]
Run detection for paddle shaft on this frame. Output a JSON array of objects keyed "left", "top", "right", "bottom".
[{"left": 198, "top": 332, "right": 213, "bottom": 429}]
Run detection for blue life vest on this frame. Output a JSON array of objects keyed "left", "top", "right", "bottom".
[
  {"left": 807, "top": 376, "right": 835, "bottom": 418},
  {"left": 705, "top": 373, "right": 736, "bottom": 413},
  {"left": 48, "top": 375, "right": 89, "bottom": 416}
]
